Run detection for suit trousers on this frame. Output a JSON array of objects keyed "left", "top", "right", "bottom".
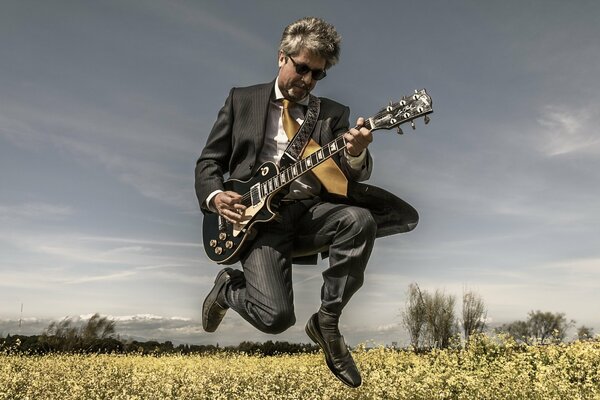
[{"left": 223, "top": 199, "right": 377, "bottom": 334}]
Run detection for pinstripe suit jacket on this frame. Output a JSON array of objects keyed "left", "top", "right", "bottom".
[{"left": 195, "top": 81, "right": 418, "bottom": 246}]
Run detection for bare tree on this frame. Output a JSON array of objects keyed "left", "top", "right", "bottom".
[
  {"left": 423, "top": 289, "right": 457, "bottom": 349},
  {"left": 401, "top": 283, "right": 427, "bottom": 349},
  {"left": 41, "top": 313, "right": 117, "bottom": 352},
  {"left": 402, "top": 285, "right": 458, "bottom": 349},
  {"left": 462, "top": 289, "right": 487, "bottom": 342},
  {"left": 81, "top": 313, "right": 116, "bottom": 340}
]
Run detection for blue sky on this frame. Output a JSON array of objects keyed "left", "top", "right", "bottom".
[{"left": 1, "top": 0, "right": 599, "bottom": 345}]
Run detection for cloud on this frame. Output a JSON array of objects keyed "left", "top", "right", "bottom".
[
  {"left": 63, "top": 270, "right": 138, "bottom": 285},
  {"left": 0, "top": 202, "right": 74, "bottom": 221},
  {"left": 536, "top": 104, "right": 600, "bottom": 156},
  {"left": 0, "top": 231, "right": 206, "bottom": 288},
  {"left": 80, "top": 235, "right": 199, "bottom": 248}
]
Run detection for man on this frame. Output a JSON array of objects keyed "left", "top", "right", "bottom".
[{"left": 195, "top": 17, "right": 417, "bottom": 388}]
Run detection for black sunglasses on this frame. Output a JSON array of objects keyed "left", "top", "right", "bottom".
[{"left": 286, "top": 54, "right": 327, "bottom": 81}]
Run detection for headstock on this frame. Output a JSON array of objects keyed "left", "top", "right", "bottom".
[{"left": 369, "top": 89, "right": 433, "bottom": 134}]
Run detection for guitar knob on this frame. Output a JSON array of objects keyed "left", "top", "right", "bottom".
[
  {"left": 214, "top": 247, "right": 223, "bottom": 255},
  {"left": 225, "top": 240, "right": 234, "bottom": 249},
  {"left": 209, "top": 240, "right": 217, "bottom": 248},
  {"left": 219, "top": 232, "right": 227, "bottom": 240}
]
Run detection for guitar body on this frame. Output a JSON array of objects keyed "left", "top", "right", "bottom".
[{"left": 202, "top": 161, "right": 280, "bottom": 264}]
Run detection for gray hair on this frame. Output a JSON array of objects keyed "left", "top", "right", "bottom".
[{"left": 279, "top": 17, "right": 341, "bottom": 69}]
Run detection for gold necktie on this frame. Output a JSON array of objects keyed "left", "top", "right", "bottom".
[{"left": 282, "top": 99, "right": 348, "bottom": 196}]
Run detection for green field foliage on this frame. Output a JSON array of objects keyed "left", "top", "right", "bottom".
[{"left": 2, "top": 335, "right": 599, "bottom": 400}]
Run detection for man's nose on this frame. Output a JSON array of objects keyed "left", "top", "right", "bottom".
[{"left": 301, "top": 73, "right": 313, "bottom": 86}]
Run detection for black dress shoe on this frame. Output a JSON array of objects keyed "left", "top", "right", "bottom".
[
  {"left": 202, "top": 268, "right": 232, "bottom": 332},
  {"left": 305, "top": 312, "right": 362, "bottom": 388}
]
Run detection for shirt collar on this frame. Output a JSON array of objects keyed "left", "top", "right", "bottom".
[{"left": 274, "top": 77, "right": 310, "bottom": 106}]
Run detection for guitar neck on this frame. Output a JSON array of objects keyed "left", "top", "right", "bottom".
[
  {"left": 249, "top": 133, "right": 355, "bottom": 207},
  {"left": 247, "top": 87, "right": 433, "bottom": 206}
]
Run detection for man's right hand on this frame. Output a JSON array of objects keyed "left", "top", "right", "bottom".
[{"left": 211, "top": 191, "right": 246, "bottom": 223}]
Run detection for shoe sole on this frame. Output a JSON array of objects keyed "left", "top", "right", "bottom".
[{"left": 202, "top": 269, "right": 230, "bottom": 332}]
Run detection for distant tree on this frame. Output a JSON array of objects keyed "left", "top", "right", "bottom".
[
  {"left": 462, "top": 289, "right": 487, "bottom": 342},
  {"left": 423, "top": 289, "right": 457, "bottom": 349},
  {"left": 42, "top": 317, "right": 79, "bottom": 351},
  {"left": 497, "top": 320, "right": 531, "bottom": 344},
  {"left": 81, "top": 313, "right": 116, "bottom": 341},
  {"left": 40, "top": 313, "right": 117, "bottom": 352},
  {"left": 528, "top": 310, "right": 573, "bottom": 343},
  {"left": 401, "top": 283, "right": 427, "bottom": 350},
  {"left": 497, "top": 310, "right": 574, "bottom": 344},
  {"left": 577, "top": 325, "right": 594, "bottom": 341},
  {"left": 401, "top": 284, "right": 458, "bottom": 350}
]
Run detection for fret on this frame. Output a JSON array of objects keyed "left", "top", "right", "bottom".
[
  {"left": 317, "top": 149, "right": 324, "bottom": 160},
  {"left": 280, "top": 172, "right": 286, "bottom": 184},
  {"left": 329, "top": 142, "right": 337, "bottom": 152},
  {"left": 262, "top": 182, "right": 268, "bottom": 195},
  {"left": 292, "top": 165, "right": 298, "bottom": 176},
  {"left": 306, "top": 156, "right": 312, "bottom": 167},
  {"left": 267, "top": 179, "right": 273, "bottom": 192}
]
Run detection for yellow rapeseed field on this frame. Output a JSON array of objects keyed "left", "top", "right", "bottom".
[{"left": 2, "top": 336, "right": 599, "bottom": 400}]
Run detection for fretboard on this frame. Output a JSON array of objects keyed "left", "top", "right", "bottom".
[{"left": 249, "top": 134, "right": 350, "bottom": 206}]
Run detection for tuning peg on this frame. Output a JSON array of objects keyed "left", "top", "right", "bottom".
[
  {"left": 411, "top": 120, "right": 416, "bottom": 130},
  {"left": 396, "top": 126, "right": 404, "bottom": 135},
  {"left": 424, "top": 115, "right": 430, "bottom": 125}
]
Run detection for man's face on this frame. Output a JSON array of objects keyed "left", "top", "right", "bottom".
[{"left": 277, "top": 48, "right": 326, "bottom": 102}]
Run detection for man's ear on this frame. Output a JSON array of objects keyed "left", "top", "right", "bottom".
[{"left": 278, "top": 52, "right": 286, "bottom": 68}]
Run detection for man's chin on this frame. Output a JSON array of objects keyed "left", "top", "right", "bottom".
[{"left": 286, "top": 87, "right": 308, "bottom": 101}]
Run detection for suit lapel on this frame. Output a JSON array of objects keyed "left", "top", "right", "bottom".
[{"left": 250, "top": 81, "right": 275, "bottom": 155}]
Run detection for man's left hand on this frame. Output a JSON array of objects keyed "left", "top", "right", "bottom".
[{"left": 344, "top": 117, "right": 372, "bottom": 157}]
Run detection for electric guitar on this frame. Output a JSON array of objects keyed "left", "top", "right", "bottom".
[{"left": 203, "top": 89, "right": 433, "bottom": 264}]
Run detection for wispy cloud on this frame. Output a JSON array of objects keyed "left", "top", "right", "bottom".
[
  {"left": 80, "top": 235, "right": 199, "bottom": 248},
  {"left": 0, "top": 231, "right": 206, "bottom": 286},
  {"left": 0, "top": 202, "right": 74, "bottom": 220},
  {"left": 143, "top": 2, "right": 272, "bottom": 55},
  {"left": 63, "top": 271, "right": 138, "bottom": 285},
  {"left": 536, "top": 104, "right": 600, "bottom": 156}
]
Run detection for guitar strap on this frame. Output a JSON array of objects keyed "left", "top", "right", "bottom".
[{"left": 282, "top": 94, "right": 320, "bottom": 161}]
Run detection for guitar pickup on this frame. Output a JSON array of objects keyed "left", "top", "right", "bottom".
[{"left": 250, "top": 182, "right": 262, "bottom": 206}]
